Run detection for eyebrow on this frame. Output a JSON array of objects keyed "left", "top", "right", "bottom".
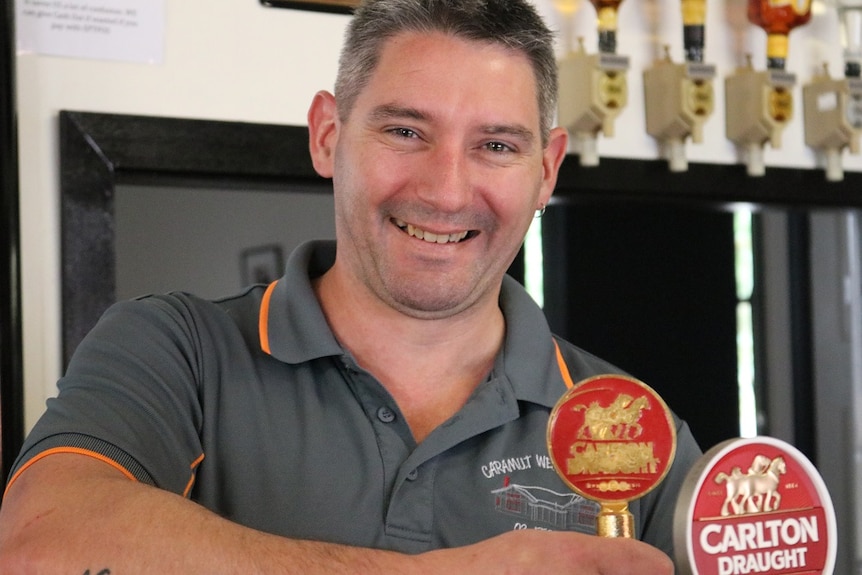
[
  {"left": 369, "top": 104, "right": 536, "bottom": 144},
  {"left": 369, "top": 104, "right": 427, "bottom": 123},
  {"left": 481, "top": 124, "right": 535, "bottom": 144}
]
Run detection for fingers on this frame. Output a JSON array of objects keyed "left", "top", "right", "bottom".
[
  {"left": 590, "top": 537, "right": 674, "bottom": 575},
  {"left": 433, "top": 529, "right": 674, "bottom": 575}
]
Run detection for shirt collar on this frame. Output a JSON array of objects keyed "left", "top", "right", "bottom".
[
  {"left": 260, "top": 240, "right": 570, "bottom": 408},
  {"left": 260, "top": 240, "right": 343, "bottom": 364},
  {"left": 496, "top": 274, "right": 571, "bottom": 408}
]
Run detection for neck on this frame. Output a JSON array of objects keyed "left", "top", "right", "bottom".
[{"left": 314, "top": 266, "right": 505, "bottom": 442}]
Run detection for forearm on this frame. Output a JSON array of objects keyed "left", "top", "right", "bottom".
[
  {"left": 0, "top": 454, "right": 418, "bottom": 575},
  {"left": 0, "top": 454, "right": 674, "bottom": 575}
]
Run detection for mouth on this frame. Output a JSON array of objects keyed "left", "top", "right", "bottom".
[{"left": 392, "top": 218, "right": 476, "bottom": 244}]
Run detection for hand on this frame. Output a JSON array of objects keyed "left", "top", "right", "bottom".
[{"left": 418, "top": 529, "right": 674, "bottom": 575}]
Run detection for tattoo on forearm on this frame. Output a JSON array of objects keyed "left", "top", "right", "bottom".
[{"left": 82, "top": 569, "right": 111, "bottom": 575}]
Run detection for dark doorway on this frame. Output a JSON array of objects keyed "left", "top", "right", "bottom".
[{"left": 542, "top": 199, "right": 739, "bottom": 451}]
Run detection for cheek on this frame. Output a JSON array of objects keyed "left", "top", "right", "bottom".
[
  {"left": 488, "top": 177, "right": 544, "bottom": 222},
  {"left": 342, "top": 148, "right": 410, "bottom": 202}
]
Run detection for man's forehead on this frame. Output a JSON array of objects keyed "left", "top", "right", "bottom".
[{"left": 360, "top": 31, "right": 542, "bottom": 126}]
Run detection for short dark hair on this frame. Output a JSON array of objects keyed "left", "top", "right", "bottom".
[{"left": 335, "top": 0, "right": 558, "bottom": 144}]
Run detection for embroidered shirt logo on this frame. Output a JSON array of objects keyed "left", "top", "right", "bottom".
[{"left": 491, "top": 476, "right": 598, "bottom": 530}]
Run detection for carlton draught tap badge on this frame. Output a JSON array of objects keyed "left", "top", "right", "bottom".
[
  {"left": 674, "top": 436, "right": 837, "bottom": 575},
  {"left": 547, "top": 374, "right": 677, "bottom": 537}
]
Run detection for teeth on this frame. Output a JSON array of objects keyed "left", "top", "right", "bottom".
[{"left": 394, "top": 218, "right": 469, "bottom": 244}]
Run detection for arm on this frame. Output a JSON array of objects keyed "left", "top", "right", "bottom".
[
  {"left": 0, "top": 455, "right": 673, "bottom": 575},
  {"left": 0, "top": 454, "right": 415, "bottom": 574}
]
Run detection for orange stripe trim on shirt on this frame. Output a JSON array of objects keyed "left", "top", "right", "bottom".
[
  {"left": 3, "top": 446, "right": 139, "bottom": 498},
  {"left": 554, "top": 339, "right": 575, "bottom": 389},
  {"left": 259, "top": 280, "right": 279, "bottom": 355},
  {"left": 182, "top": 452, "right": 206, "bottom": 498}
]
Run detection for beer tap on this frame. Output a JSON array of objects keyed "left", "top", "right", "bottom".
[
  {"left": 556, "top": 0, "right": 630, "bottom": 166},
  {"left": 802, "top": 0, "right": 862, "bottom": 181},
  {"left": 725, "top": 0, "right": 811, "bottom": 176},
  {"left": 643, "top": 0, "right": 717, "bottom": 172}
]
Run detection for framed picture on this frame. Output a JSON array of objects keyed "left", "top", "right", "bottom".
[
  {"left": 241, "top": 244, "right": 285, "bottom": 286},
  {"left": 260, "top": 0, "right": 359, "bottom": 14}
]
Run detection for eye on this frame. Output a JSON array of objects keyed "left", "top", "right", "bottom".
[
  {"left": 390, "top": 127, "right": 418, "bottom": 139},
  {"left": 484, "top": 141, "right": 514, "bottom": 153}
]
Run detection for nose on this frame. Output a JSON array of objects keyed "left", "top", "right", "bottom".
[{"left": 415, "top": 142, "right": 474, "bottom": 213}]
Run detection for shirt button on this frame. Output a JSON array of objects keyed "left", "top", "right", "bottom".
[
  {"left": 377, "top": 406, "right": 396, "bottom": 423},
  {"left": 406, "top": 469, "right": 419, "bottom": 481}
]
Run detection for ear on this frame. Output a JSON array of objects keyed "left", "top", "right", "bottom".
[
  {"left": 307, "top": 90, "right": 339, "bottom": 178},
  {"left": 537, "top": 127, "right": 569, "bottom": 208}
]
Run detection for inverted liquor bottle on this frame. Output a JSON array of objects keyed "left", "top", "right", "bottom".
[
  {"left": 590, "top": 0, "right": 625, "bottom": 53},
  {"left": 681, "top": 0, "right": 707, "bottom": 62},
  {"left": 747, "top": 0, "right": 813, "bottom": 69}
]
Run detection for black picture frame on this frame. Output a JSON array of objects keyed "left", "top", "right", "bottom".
[
  {"left": 59, "top": 111, "right": 328, "bottom": 368},
  {"left": 259, "top": 0, "right": 358, "bottom": 14}
]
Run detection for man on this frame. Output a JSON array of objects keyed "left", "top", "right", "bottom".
[{"left": 0, "top": 0, "right": 701, "bottom": 572}]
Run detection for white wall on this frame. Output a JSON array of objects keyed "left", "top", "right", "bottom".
[{"left": 16, "top": 0, "right": 859, "bottom": 427}]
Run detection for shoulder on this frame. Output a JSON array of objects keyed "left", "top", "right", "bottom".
[
  {"left": 81, "top": 286, "right": 270, "bottom": 355},
  {"left": 551, "top": 336, "right": 629, "bottom": 381}
]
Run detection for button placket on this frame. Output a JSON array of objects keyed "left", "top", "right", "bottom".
[{"left": 384, "top": 457, "right": 438, "bottom": 546}]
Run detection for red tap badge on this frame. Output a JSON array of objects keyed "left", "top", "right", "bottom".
[
  {"left": 546, "top": 374, "right": 677, "bottom": 503},
  {"left": 674, "top": 437, "right": 837, "bottom": 575}
]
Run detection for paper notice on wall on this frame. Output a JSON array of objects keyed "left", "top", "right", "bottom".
[{"left": 16, "top": 0, "right": 165, "bottom": 64}]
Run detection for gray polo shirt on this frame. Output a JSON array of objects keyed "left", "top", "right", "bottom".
[{"left": 10, "top": 240, "right": 701, "bottom": 556}]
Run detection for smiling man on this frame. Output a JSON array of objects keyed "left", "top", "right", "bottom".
[
  {"left": 0, "top": 1, "right": 701, "bottom": 573},
  {"left": 306, "top": 26, "right": 566, "bottom": 442}
]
